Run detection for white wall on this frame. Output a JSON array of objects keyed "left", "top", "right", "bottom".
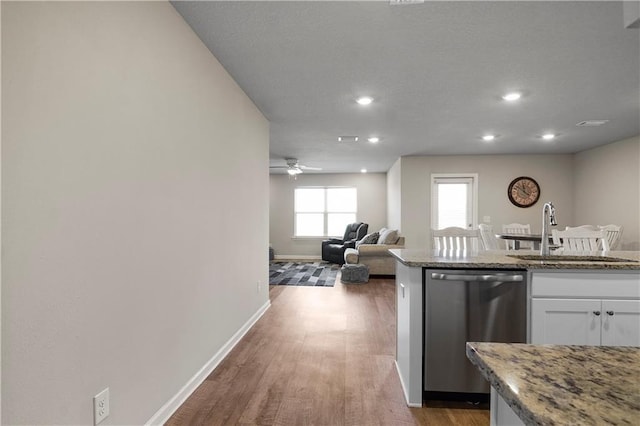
[
  {"left": 269, "top": 173, "right": 387, "bottom": 258},
  {"left": 574, "top": 135, "right": 640, "bottom": 250},
  {"left": 386, "top": 158, "right": 402, "bottom": 232},
  {"left": 399, "top": 154, "right": 575, "bottom": 249},
  {"left": 2, "top": 2, "right": 269, "bottom": 424}
]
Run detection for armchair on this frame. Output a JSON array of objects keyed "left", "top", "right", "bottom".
[{"left": 321, "top": 222, "right": 369, "bottom": 264}]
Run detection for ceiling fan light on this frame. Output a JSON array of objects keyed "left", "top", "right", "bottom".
[{"left": 287, "top": 168, "right": 300, "bottom": 175}]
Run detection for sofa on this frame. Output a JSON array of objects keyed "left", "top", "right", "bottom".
[
  {"left": 321, "top": 222, "right": 369, "bottom": 264},
  {"left": 344, "top": 235, "right": 405, "bottom": 276}
]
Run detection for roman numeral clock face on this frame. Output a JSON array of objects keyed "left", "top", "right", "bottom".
[{"left": 508, "top": 177, "right": 540, "bottom": 208}]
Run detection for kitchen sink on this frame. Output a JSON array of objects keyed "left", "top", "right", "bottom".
[{"left": 507, "top": 254, "right": 638, "bottom": 263}]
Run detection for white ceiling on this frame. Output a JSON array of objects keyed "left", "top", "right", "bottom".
[{"left": 172, "top": 1, "right": 640, "bottom": 174}]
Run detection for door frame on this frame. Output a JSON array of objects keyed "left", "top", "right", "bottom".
[{"left": 430, "top": 173, "right": 479, "bottom": 231}]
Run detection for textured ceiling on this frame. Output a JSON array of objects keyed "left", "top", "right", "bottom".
[{"left": 172, "top": 1, "right": 640, "bottom": 174}]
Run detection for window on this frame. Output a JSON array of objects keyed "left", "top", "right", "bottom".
[
  {"left": 295, "top": 187, "right": 357, "bottom": 237},
  {"left": 431, "top": 174, "right": 478, "bottom": 230}
]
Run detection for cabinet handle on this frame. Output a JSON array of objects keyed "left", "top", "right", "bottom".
[
  {"left": 593, "top": 311, "right": 601, "bottom": 316},
  {"left": 606, "top": 311, "right": 614, "bottom": 316},
  {"left": 400, "top": 283, "right": 405, "bottom": 298}
]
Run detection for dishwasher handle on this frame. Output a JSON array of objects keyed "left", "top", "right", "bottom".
[{"left": 430, "top": 273, "right": 524, "bottom": 282}]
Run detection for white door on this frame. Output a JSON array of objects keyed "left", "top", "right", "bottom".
[
  {"left": 601, "top": 299, "right": 640, "bottom": 347},
  {"left": 431, "top": 174, "right": 477, "bottom": 230},
  {"left": 531, "top": 298, "right": 602, "bottom": 345}
]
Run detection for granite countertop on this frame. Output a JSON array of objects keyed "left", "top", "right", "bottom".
[
  {"left": 466, "top": 342, "right": 640, "bottom": 426},
  {"left": 389, "top": 249, "right": 640, "bottom": 270}
]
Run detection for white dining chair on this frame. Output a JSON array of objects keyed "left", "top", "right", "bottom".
[
  {"left": 598, "top": 224, "right": 623, "bottom": 250},
  {"left": 552, "top": 228, "right": 610, "bottom": 253},
  {"left": 502, "top": 223, "right": 532, "bottom": 250},
  {"left": 432, "top": 227, "right": 482, "bottom": 251},
  {"left": 565, "top": 225, "right": 598, "bottom": 231},
  {"left": 478, "top": 224, "right": 500, "bottom": 251}
]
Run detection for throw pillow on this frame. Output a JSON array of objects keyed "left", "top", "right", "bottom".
[
  {"left": 378, "top": 229, "right": 399, "bottom": 245},
  {"left": 356, "top": 232, "right": 379, "bottom": 248}
]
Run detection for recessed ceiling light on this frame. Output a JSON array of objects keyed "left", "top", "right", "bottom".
[
  {"left": 361, "top": 169, "right": 368, "bottom": 173},
  {"left": 482, "top": 135, "right": 495, "bottom": 141},
  {"left": 367, "top": 136, "right": 379, "bottom": 143},
  {"left": 356, "top": 96, "right": 373, "bottom": 106},
  {"left": 542, "top": 133, "right": 555, "bottom": 140},
  {"left": 502, "top": 92, "right": 522, "bottom": 101},
  {"left": 338, "top": 136, "right": 359, "bottom": 142}
]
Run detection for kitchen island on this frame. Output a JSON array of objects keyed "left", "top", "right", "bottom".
[
  {"left": 389, "top": 249, "right": 640, "bottom": 407},
  {"left": 466, "top": 342, "right": 640, "bottom": 425}
]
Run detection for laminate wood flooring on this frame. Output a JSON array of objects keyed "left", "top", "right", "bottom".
[{"left": 166, "top": 275, "right": 489, "bottom": 426}]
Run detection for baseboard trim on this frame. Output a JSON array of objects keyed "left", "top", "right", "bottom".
[
  {"left": 145, "top": 299, "right": 271, "bottom": 425},
  {"left": 274, "top": 255, "right": 322, "bottom": 261},
  {"left": 395, "top": 361, "right": 423, "bottom": 408}
]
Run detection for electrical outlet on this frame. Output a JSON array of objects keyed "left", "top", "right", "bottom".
[{"left": 93, "top": 388, "right": 110, "bottom": 425}]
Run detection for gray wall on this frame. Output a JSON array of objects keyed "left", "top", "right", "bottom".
[
  {"left": 270, "top": 173, "right": 388, "bottom": 258},
  {"left": 2, "top": 2, "right": 269, "bottom": 424},
  {"left": 398, "top": 154, "right": 575, "bottom": 250},
  {"left": 574, "top": 136, "right": 640, "bottom": 249}
]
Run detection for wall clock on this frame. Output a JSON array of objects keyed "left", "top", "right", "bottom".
[{"left": 507, "top": 176, "right": 540, "bottom": 208}]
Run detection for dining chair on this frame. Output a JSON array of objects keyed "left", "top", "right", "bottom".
[
  {"left": 502, "top": 223, "right": 532, "bottom": 250},
  {"left": 432, "top": 227, "right": 482, "bottom": 251},
  {"left": 478, "top": 224, "right": 501, "bottom": 251},
  {"left": 598, "top": 224, "right": 623, "bottom": 250},
  {"left": 565, "top": 225, "right": 598, "bottom": 231},
  {"left": 552, "top": 228, "right": 610, "bottom": 253}
]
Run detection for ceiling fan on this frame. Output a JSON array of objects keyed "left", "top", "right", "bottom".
[{"left": 270, "top": 158, "right": 322, "bottom": 176}]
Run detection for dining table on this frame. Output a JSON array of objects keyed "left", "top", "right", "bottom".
[{"left": 495, "top": 233, "right": 553, "bottom": 250}]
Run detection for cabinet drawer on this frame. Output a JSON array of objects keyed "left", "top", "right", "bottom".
[{"left": 531, "top": 272, "right": 640, "bottom": 298}]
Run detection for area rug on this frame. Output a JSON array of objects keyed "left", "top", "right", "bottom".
[{"left": 269, "top": 261, "right": 340, "bottom": 287}]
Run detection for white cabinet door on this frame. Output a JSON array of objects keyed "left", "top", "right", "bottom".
[
  {"left": 531, "top": 298, "right": 601, "bottom": 345},
  {"left": 601, "top": 299, "right": 640, "bottom": 347}
]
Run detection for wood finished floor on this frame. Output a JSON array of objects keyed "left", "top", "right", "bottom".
[{"left": 166, "top": 275, "right": 489, "bottom": 425}]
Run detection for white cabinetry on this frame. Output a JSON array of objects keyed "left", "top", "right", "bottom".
[
  {"left": 530, "top": 272, "right": 640, "bottom": 346},
  {"left": 493, "top": 271, "right": 640, "bottom": 426}
]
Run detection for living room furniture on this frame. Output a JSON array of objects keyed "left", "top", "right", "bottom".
[
  {"left": 344, "top": 236, "right": 405, "bottom": 275},
  {"left": 340, "top": 263, "right": 370, "bottom": 283},
  {"left": 321, "top": 222, "right": 369, "bottom": 264}
]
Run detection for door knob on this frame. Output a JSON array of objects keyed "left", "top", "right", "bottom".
[
  {"left": 593, "top": 311, "right": 601, "bottom": 316},
  {"left": 606, "top": 311, "right": 614, "bottom": 316}
]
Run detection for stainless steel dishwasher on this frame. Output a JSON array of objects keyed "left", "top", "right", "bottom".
[{"left": 424, "top": 269, "right": 527, "bottom": 399}]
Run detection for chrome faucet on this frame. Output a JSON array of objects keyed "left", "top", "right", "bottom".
[{"left": 540, "top": 201, "right": 557, "bottom": 256}]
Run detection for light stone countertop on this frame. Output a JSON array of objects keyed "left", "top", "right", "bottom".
[
  {"left": 389, "top": 249, "right": 640, "bottom": 270},
  {"left": 466, "top": 342, "right": 640, "bottom": 426}
]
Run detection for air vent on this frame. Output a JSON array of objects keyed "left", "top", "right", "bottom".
[
  {"left": 390, "top": 0, "right": 425, "bottom": 5},
  {"left": 576, "top": 120, "right": 609, "bottom": 127},
  {"left": 338, "top": 136, "right": 359, "bottom": 142}
]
